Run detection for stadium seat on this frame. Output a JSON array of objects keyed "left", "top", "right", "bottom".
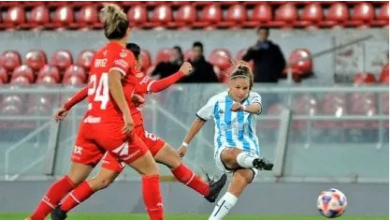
[
  {"left": 174, "top": 4, "right": 197, "bottom": 28},
  {"left": 244, "top": 3, "right": 272, "bottom": 27},
  {"left": 350, "top": 2, "right": 375, "bottom": 27},
  {"left": 380, "top": 93, "right": 389, "bottom": 115},
  {"left": 171, "top": 1, "right": 191, "bottom": 6},
  {"left": 375, "top": 2, "right": 389, "bottom": 26},
  {"left": 184, "top": 49, "right": 194, "bottom": 61},
  {"left": 76, "top": 5, "right": 99, "bottom": 28},
  {"left": 127, "top": 5, "right": 148, "bottom": 28},
  {"left": 284, "top": 49, "right": 313, "bottom": 77},
  {"left": 274, "top": 3, "right": 298, "bottom": 28},
  {"left": 146, "top": 1, "right": 167, "bottom": 6},
  {"left": 0, "top": 67, "right": 8, "bottom": 83},
  {"left": 379, "top": 64, "right": 389, "bottom": 83},
  {"left": 27, "top": 96, "right": 52, "bottom": 115},
  {"left": 151, "top": 4, "right": 173, "bottom": 27},
  {"left": 209, "top": 49, "right": 232, "bottom": 71},
  {"left": 1, "top": 51, "right": 22, "bottom": 72},
  {"left": 1, "top": 95, "right": 24, "bottom": 109},
  {"left": 50, "top": 50, "right": 73, "bottom": 71},
  {"left": 62, "top": 75, "right": 84, "bottom": 86},
  {"left": 26, "top": 5, "right": 50, "bottom": 28},
  {"left": 140, "top": 50, "right": 152, "bottom": 71},
  {"left": 315, "top": 92, "right": 347, "bottom": 131},
  {"left": 51, "top": 5, "right": 74, "bottom": 28},
  {"left": 10, "top": 75, "right": 30, "bottom": 86},
  {"left": 292, "top": 95, "right": 318, "bottom": 130},
  {"left": 346, "top": 93, "right": 377, "bottom": 132},
  {"left": 300, "top": 3, "right": 323, "bottom": 26},
  {"left": 0, "top": 104, "right": 22, "bottom": 116},
  {"left": 4, "top": 6, "right": 26, "bottom": 28},
  {"left": 224, "top": 4, "right": 248, "bottom": 27},
  {"left": 36, "top": 75, "right": 57, "bottom": 85},
  {"left": 321, "top": 2, "right": 349, "bottom": 27},
  {"left": 155, "top": 48, "right": 173, "bottom": 63},
  {"left": 63, "top": 65, "right": 87, "bottom": 83},
  {"left": 354, "top": 73, "right": 376, "bottom": 84},
  {"left": 37, "top": 65, "right": 60, "bottom": 82},
  {"left": 11, "top": 65, "right": 34, "bottom": 83},
  {"left": 76, "top": 50, "right": 95, "bottom": 71},
  {"left": 194, "top": 4, "right": 223, "bottom": 28},
  {"left": 25, "top": 50, "right": 47, "bottom": 71}
]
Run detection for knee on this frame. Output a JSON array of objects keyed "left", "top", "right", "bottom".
[{"left": 90, "top": 177, "right": 114, "bottom": 191}]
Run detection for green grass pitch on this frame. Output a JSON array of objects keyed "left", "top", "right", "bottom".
[{"left": 1, "top": 213, "right": 388, "bottom": 220}]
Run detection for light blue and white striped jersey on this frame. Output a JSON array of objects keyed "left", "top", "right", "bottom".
[{"left": 196, "top": 91, "right": 262, "bottom": 156}]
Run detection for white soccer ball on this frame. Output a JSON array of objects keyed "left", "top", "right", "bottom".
[{"left": 317, "top": 188, "right": 347, "bottom": 218}]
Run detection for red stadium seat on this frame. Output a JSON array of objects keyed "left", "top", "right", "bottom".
[
  {"left": 11, "top": 65, "right": 34, "bottom": 83},
  {"left": 36, "top": 75, "right": 57, "bottom": 85},
  {"left": 175, "top": 4, "right": 197, "bottom": 28},
  {"left": 244, "top": 3, "right": 272, "bottom": 28},
  {"left": 76, "top": 50, "right": 95, "bottom": 71},
  {"left": 315, "top": 92, "right": 347, "bottom": 129},
  {"left": 225, "top": 4, "right": 248, "bottom": 26},
  {"left": 10, "top": 76, "right": 30, "bottom": 86},
  {"left": 300, "top": 3, "right": 323, "bottom": 26},
  {"left": 151, "top": 4, "right": 173, "bottom": 27},
  {"left": 194, "top": 4, "right": 222, "bottom": 28},
  {"left": 63, "top": 65, "right": 87, "bottom": 82},
  {"left": 350, "top": 2, "right": 375, "bottom": 27},
  {"left": 0, "top": 67, "right": 8, "bottom": 83},
  {"left": 27, "top": 5, "right": 50, "bottom": 28},
  {"left": 209, "top": 49, "right": 232, "bottom": 72},
  {"left": 1, "top": 95, "right": 24, "bottom": 109},
  {"left": 140, "top": 50, "right": 152, "bottom": 71},
  {"left": 155, "top": 48, "right": 173, "bottom": 63},
  {"left": 380, "top": 93, "right": 389, "bottom": 115},
  {"left": 27, "top": 96, "right": 52, "bottom": 115},
  {"left": 4, "top": 6, "right": 26, "bottom": 27},
  {"left": 1, "top": 51, "right": 22, "bottom": 72},
  {"left": 354, "top": 73, "right": 376, "bottom": 85},
  {"left": 376, "top": 3, "right": 389, "bottom": 26},
  {"left": 274, "top": 3, "right": 298, "bottom": 28},
  {"left": 146, "top": 1, "right": 167, "bottom": 6},
  {"left": 284, "top": 49, "right": 313, "bottom": 77},
  {"left": 76, "top": 5, "right": 99, "bottom": 28},
  {"left": 184, "top": 49, "right": 194, "bottom": 62},
  {"left": 51, "top": 50, "right": 73, "bottom": 71},
  {"left": 25, "top": 50, "right": 47, "bottom": 71},
  {"left": 379, "top": 64, "right": 389, "bottom": 83},
  {"left": 127, "top": 5, "right": 148, "bottom": 28},
  {"left": 321, "top": 2, "right": 349, "bottom": 27},
  {"left": 171, "top": 1, "right": 191, "bottom": 6},
  {"left": 62, "top": 75, "right": 84, "bottom": 86},
  {"left": 0, "top": 104, "right": 22, "bottom": 116},
  {"left": 292, "top": 95, "right": 318, "bottom": 129},
  {"left": 37, "top": 65, "right": 60, "bottom": 82},
  {"left": 52, "top": 5, "right": 74, "bottom": 28}
]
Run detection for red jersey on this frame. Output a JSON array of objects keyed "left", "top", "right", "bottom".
[{"left": 86, "top": 42, "right": 137, "bottom": 123}]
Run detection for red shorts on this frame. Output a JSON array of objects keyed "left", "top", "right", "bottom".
[
  {"left": 71, "top": 122, "right": 149, "bottom": 167},
  {"left": 100, "top": 125, "right": 166, "bottom": 172}
]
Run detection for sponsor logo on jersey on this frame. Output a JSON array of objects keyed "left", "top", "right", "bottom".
[
  {"left": 136, "top": 72, "right": 144, "bottom": 78},
  {"left": 114, "top": 59, "right": 129, "bottom": 69},
  {"left": 120, "top": 50, "right": 127, "bottom": 58},
  {"left": 73, "top": 146, "right": 83, "bottom": 155}
]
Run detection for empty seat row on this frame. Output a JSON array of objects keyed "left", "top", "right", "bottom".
[{"left": 0, "top": 2, "right": 388, "bottom": 30}]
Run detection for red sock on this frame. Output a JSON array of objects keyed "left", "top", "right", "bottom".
[
  {"left": 171, "top": 163, "right": 210, "bottom": 196},
  {"left": 30, "top": 175, "right": 75, "bottom": 220},
  {"left": 142, "top": 175, "right": 164, "bottom": 220},
  {"left": 60, "top": 181, "right": 94, "bottom": 212}
]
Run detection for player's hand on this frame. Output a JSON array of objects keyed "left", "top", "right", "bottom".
[
  {"left": 122, "top": 113, "right": 134, "bottom": 134},
  {"left": 54, "top": 107, "right": 68, "bottom": 122},
  {"left": 131, "top": 94, "right": 145, "bottom": 107},
  {"left": 180, "top": 62, "right": 193, "bottom": 76},
  {"left": 177, "top": 145, "right": 188, "bottom": 158},
  {"left": 231, "top": 102, "right": 244, "bottom": 112}
]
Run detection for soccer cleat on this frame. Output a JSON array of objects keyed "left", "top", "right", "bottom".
[
  {"left": 204, "top": 173, "right": 227, "bottom": 203},
  {"left": 253, "top": 157, "right": 274, "bottom": 171},
  {"left": 51, "top": 206, "right": 67, "bottom": 220}
]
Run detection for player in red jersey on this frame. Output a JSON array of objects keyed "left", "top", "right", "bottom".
[
  {"left": 50, "top": 43, "right": 227, "bottom": 220},
  {"left": 27, "top": 4, "right": 164, "bottom": 220}
]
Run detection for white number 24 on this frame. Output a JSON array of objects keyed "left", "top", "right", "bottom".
[{"left": 88, "top": 73, "right": 109, "bottom": 110}]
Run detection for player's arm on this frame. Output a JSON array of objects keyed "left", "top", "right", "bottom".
[
  {"left": 183, "top": 117, "right": 206, "bottom": 146},
  {"left": 231, "top": 92, "right": 262, "bottom": 115},
  {"left": 55, "top": 86, "right": 88, "bottom": 121}
]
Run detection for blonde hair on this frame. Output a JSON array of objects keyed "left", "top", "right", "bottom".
[{"left": 100, "top": 3, "right": 129, "bottom": 39}]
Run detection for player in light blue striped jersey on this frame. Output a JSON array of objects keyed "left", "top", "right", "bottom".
[{"left": 178, "top": 63, "right": 274, "bottom": 220}]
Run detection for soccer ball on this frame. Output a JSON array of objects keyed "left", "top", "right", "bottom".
[{"left": 317, "top": 188, "right": 347, "bottom": 218}]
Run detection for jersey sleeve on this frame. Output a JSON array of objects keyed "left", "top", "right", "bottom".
[
  {"left": 249, "top": 92, "right": 262, "bottom": 114},
  {"left": 109, "top": 48, "right": 134, "bottom": 77},
  {"left": 196, "top": 97, "right": 216, "bottom": 121},
  {"left": 134, "top": 75, "right": 155, "bottom": 94}
]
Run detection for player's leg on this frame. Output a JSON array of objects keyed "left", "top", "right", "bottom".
[
  {"left": 209, "top": 169, "right": 254, "bottom": 220},
  {"left": 220, "top": 147, "right": 273, "bottom": 171},
  {"left": 153, "top": 142, "right": 227, "bottom": 202},
  {"left": 51, "top": 153, "right": 122, "bottom": 219}
]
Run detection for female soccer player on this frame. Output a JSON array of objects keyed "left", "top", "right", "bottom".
[
  {"left": 27, "top": 4, "right": 165, "bottom": 220},
  {"left": 178, "top": 63, "right": 274, "bottom": 220},
  {"left": 50, "top": 43, "right": 227, "bottom": 220}
]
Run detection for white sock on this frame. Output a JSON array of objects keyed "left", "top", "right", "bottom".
[
  {"left": 236, "top": 152, "right": 257, "bottom": 168},
  {"left": 209, "top": 192, "right": 238, "bottom": 220}
]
